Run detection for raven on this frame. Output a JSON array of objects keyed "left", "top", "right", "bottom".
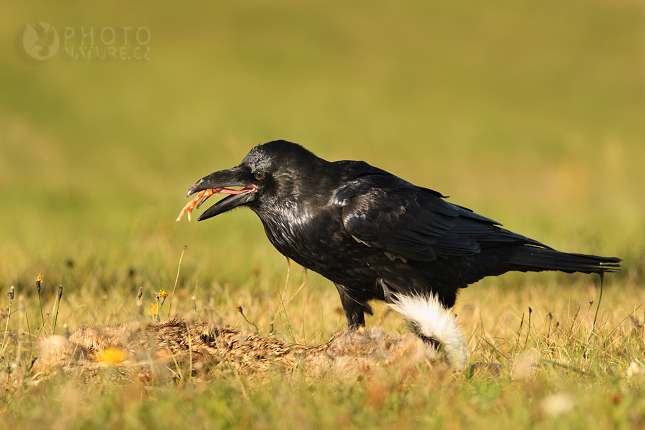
[{"left": 179, "top": 140, "right": 620, "bottom": 367}]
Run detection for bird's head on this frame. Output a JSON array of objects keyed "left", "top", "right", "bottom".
[{"left": 182, "top": 140, "right": 327, "bottom": 222}]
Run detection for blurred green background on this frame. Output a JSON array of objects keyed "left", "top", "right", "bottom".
[{"left": 1, "top": 0, "right": 643, "bottom": 310}]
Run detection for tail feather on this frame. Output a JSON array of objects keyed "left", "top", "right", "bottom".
[
  {"left": 508, "top": 247, "right": 621, "bottom": 274},
  {"left": 387, "top": 293, "right": 467, "bottom": 369}
]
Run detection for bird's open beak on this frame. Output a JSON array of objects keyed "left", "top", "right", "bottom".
[{"left": 183, "top": 166, "right": 257, "bottom": 221}]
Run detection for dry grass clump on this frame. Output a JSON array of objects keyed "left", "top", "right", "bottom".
[{"left": 34, "top": 318, "right": 440, "bottom": 382}]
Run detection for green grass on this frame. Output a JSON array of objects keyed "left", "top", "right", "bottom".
[{"left": 1, "top": 0, "right": 644, "bottom": 428}]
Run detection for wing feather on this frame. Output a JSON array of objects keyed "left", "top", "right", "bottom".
[{"left": 336, "top": 175, "right": 548, "bottom": 262}]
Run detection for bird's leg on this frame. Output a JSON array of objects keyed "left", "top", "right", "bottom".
[{"left": 334, "top": 283, "right": 366, "bottom": 329}]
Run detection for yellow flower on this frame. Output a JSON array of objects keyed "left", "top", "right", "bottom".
[
  {"left": 96, "top": 346, "right": 127, "bottom": 365},
  {"left": 150, "top": 304, "right": 158, "bottom": 315},
  {"left": 36, "top": 274, "right": 43, "bottom": 284},
  {"left": 159, "top": 290, "right": 168, "bottom": 299}
]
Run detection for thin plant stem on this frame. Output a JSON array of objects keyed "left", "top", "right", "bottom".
[
  {"left": 154, "top": 292, "right": 161, "bottom": 323},
  {"left": 271, "top": 268, "right": 307, "bottom": 333},
  {"left": 14, "top": 295, "right": 25, "bottom": 370},
  {"left": 523, "top": 307, "right": 532, "bottom": 349},
  {"left": 51, "top": 285, "right": 63, "bottom": 334},
  {"left": 36, "top": 275, "right": 45, "bottom": 332},
  {"left": 137, "top": 286, "right": 143, "bottom": 319},
  {"left": 168, "top": 245, "right": 187, "bottom": 318},
  {"left": 1, "top": 286, "right": 15, "bottom": 357},
  {"left": 186, "top": 322, "right": 193, "bottom": 381},
  {"left": 592, "top": 273, "right": 605, "bottom": 334},
  {"left": 45, "top": 312, "right": 52, "bottom": 335},
  {"left": 236, "top": 304, "right": 259, "bottom": 333},
  {"left": 540, "top": 359, "right": 589, "bottom": 376},
  {"left": 270, "top": 257, "right": 293, "bottom": 334},
  {"left": 515, "top": 311, "right": 524, "bottom": 351}
]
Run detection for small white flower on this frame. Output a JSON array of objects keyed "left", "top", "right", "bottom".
[
  {"left": 626, "top": 361, "right": 644, "bottom": 378},
  {"left": 541, "top": 392, "right": 574, "bottom": 417}
]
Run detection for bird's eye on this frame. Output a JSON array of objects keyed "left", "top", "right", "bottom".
[{"left": 254, "top": 171, "right": 266, "bottom": 180}]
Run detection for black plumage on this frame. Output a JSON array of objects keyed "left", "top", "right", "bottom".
[{"left": 184, "top": 140, "right": 621, "bottom": 331}]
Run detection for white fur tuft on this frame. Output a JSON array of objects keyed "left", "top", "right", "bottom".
[{"left": 387, "top": 294, "right": 467, "bottom": 369}]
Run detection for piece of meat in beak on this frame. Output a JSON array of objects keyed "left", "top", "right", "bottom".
[{"left": 176, "top": 166, "right": 258, "bottom": 222}]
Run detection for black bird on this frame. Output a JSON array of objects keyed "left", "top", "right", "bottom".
[{"left": 180, "top": 140, "right": 620, "bottom": 367}]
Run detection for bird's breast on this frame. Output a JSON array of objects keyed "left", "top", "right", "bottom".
[{"left": 259, "top": 206, "right": 378, "bottom": 286}]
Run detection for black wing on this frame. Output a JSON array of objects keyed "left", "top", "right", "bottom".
[{"left": 332, "top": 174, "right": 549, "bottom": 263}]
